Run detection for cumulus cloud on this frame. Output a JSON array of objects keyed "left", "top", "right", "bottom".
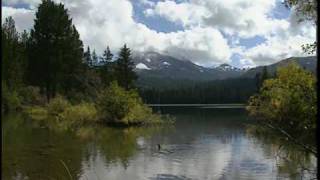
[
  {"left": 241, "top": 32, "right": 315, "bottom": 66},
  {"left": 144, "top": 1, "right": 210, "bottom": 28},
  {"left": 1, "top": 0, "right": 232, "bottom": 66},
  {"left": 145, "top": 0, "right": 284, "bottom": 38},
  {"left": 2, "top": 6, "right": 35, "bottom": 32},
  {"left": 1, "top": 0, "right": 316, "bottom": 67},
  {"left": 239, "top": 10, "right": 316, "bottom": 66}
]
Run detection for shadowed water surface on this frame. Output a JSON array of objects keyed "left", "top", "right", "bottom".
[{"left": 2, "top": 106, "right": 316, "bottom": 180}]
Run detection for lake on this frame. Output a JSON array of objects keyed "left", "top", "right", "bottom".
[{"left": 2, "top": 106, "right": 316, "bottom": 180}]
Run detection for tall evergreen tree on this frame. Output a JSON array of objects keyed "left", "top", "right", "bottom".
[
  {"left": 2, "top": 16, "right": 25, "bottom": 90},
  {"left": 91, "top": 50, "right": 98, "bottom": 67},
  {"left": 84, "top": 46, "right": 92, "bottom": 66},
  {"left": 261, "top": 66, "right": 269, "bottom": 82},
  {"left": 102, "top": 46, "right": 113, "bottom": 64},
  {"left": 115, "top": 44, "right": 137, "bottom": 90},
  {"left": 100, "top": 46, "right": 114, "bottom": 86},
  {"left": 255, "top": 66, "right": 269, "bottom": 92},
  {"left": 28, "top": 0, "right": 84, "bottom": 101}
]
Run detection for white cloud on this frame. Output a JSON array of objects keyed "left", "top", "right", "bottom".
[
  {"left": 1, "top": 0, "right": 232, "bottom": 66},
  {"left": 1, "top": 0, "right": 316, "bottom": 67},
  {"left": 1, "top": 6, "right": 35, "bottom": 32},
  {"left": 242, "top": 33, "right": 315, "bottom": 66},
  {"left": 145, "top": 0, "right": 283, "bottom": 38},
  {"left": 240, "top": 10, "right": 316, "bottom": 66},
  {"left": 144, "top": 1, "right": 210, "bottom": 28}
]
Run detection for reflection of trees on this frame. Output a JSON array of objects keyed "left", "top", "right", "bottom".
[
  {"left": 246, "top": 124, "right": 317, "bottom": 179},
  {"left": 80, "top": 125, "right": 172, "bottom": 168},
  {"left": 3, "top": 113, "right": 173, "bottom": 179},
  {"left": 2, "top": 113, "right": 85, "bottom": 180}
]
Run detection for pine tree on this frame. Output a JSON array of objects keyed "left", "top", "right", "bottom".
[
  {"left": 100, "top": 46, "right": 114, "bottom": 86},
  {"left": 261, "top": 66, "right": 269, "bottom": 82},
  {"left": 92, "top": 50, "right": 98, "bottom": 67},
  {"left": 84, "top": 46, "right": 92, "bottom": 66},
  {"left": 115, "top": 44, "right": 137, "bottom": 90},
  {"left": 255, "top": 66, "right": 269, "bottom": 92},
  {"left": 2, "top": 16, "right": 25, "bottom": 90},
  {"left": 28, "top": 0, "right": 84, "bottom": 101},
  {"left": 102, "top": 46, "right": 113, "bottom": 64}
]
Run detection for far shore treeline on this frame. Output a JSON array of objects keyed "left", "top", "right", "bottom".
[{"left": 1, "top": 0, "right": 170, "bottom": 127}]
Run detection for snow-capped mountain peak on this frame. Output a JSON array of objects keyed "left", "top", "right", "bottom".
[{"left": 136, "top": 63, "right": 151, "bottom": 70}]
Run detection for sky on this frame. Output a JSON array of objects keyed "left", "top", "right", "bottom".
[{"left": 1, "top": 0, "right": 316, "bottom": 68}]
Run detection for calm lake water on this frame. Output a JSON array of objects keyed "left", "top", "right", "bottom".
[{"left": 2, "top": 106, "right": 317, "bottom": 180}]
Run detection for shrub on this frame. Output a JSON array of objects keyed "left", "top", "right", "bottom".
[
  {"left": 19, "top": 86, "right": 46, "bottom": 106},
  {"left": 47, "top": 95, "right": 71, "bottom": 116},
  {"left": 60, "top": 102, "right": 98, "bottom": 127},
  {"left": 247, "top": 63, "right": 316, "bottom": 145},
  {"left": 96, "top": 82, "right": 157, "bottom": 125},
  {"left": 2, "top": 82, "right": 21, "bottom": 111},
  {"left": 23, "top": 106, "right": 48, "bottom": 120}
]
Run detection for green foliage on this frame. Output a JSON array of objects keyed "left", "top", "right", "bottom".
[
  {"left": 2, "top": 82, "right": 21, "bottom": 111},
  {"left": 47, "top": 95, "right": 71, "bottom": 116},
  {"left": 23, "top": 106, "right": 48, "bottom": 121},
  {"left": 60, "top": 102, "right": 98, "bottom": 127},
  {"left": 140, "top": 78, "right": 257, "bottom": 104},
  {"left": 19, "top": 86, "right": 46, "bottom": 106},
  {"left": 96, "top": 82, "right": 159, "bottom": 125},
  {"left": 247, "top": 63, "right": 317, "bottom": 145},
  {"left": 254, "top": 66, "right": 270, "bottom": 92},
  {"left": 28, "top": 0, "right": 84, "bottom": 100},
  {"left": 114, "top": 44, "right": 137, "bottom": 90},
  {"left": 99, "top": 46, "right": 114, "bottom": 87},
  {"left": 91, "top": 50, "right": 98, "bottom": 66},
  {"left": 302, "top": 41, "right": 317, "bottom": 55},
  {"left": 2, "top": 16, "right": 27, "bottom": 91},
  {"left": 84, "top": 46, "right": 92, "bottom": 66}
]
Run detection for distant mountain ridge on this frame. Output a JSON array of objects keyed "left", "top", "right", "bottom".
[
  {"left": 241, "top": 56, "right": 317, "bottom": 78},
  {"left": 133, "top": 51, "right": 245, "bottom": 82},
  {"left": 132, "top": 51, "right": 316, "bottom": 88}
]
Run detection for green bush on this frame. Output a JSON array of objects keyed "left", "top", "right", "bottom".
[
  {"left": 23, "top": 106, "right": 48, "bottom": 120},
  {"left": 60, "top": 102, "right": 98, "bottom": 127},
  {"left": 96, "top": 82, "right": 158, "bottom": 125},
  {"left": 47, "top": 95, "right": 71, "bottom": 116},
  {"left": 19, "top": 86, "right": 46, "bottom": 106},
  {"left": 247, "top": 63, "right": 316, "bottom": 145},
  {"left": 2, "top": 82, "right": 21, "bottom": 111}
]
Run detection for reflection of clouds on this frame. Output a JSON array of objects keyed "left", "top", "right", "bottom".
[
  {"left": 78, "top": 133, "right": 284, "bottom": 180},
  {"left": 77, "top": 108, "right": 308, "bottom": 180},
  {"left": 79, "top": 133, "right": 234, "bottom": 179},
  {"left": 220, "top": 137, "right": 277, "bottom": 180}
]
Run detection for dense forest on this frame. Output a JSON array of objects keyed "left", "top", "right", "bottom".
[
  {"left": 139, "top": 78, "right": 257, "bottom": 104},
  {"left": 139, "top": 67, "right": 270, "bottom": 104}
]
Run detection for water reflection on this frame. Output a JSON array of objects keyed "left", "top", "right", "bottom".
[
  {"left": 246, "top": 124, "right": 317, "bottom": 179},
  {"left": 2, "top": 107, "right": 317, "bottom": 180}
]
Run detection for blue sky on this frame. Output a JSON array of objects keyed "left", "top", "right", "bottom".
[{"left": 1, "top": 0, "right": 315, "bottom": 68}]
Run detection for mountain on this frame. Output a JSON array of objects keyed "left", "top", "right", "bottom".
[
  {"left": 132, "top": 52, "right": 316, "bottom": 88},
  {"left": 241, "top": 56, "right": 317, "bottom": 78},
  {"left": 132, "top": 52, "right": 246, "bottom": 88}
]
